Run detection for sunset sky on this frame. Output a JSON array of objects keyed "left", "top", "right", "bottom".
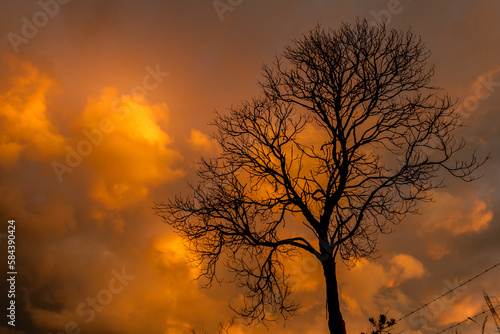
[{"left": 0, "top": 1, "right": 499, "bottom": 333}]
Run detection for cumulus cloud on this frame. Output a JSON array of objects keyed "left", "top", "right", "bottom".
[
  {"left": 469, "top": 66, "right": 500, "bottom": 101},
  {"left": 426, "top": 242, "right": 451, "bottom": 260},
  {"left": 0, "top": 57, "right": 192, "bottom": 333},
  {"left": 69, "top": 87, "right": 184, "bottom": 210},
  {"left": 338, "top": 254, "right": 427, "bottom": 332},
  {"left": 389, "top": 254, "right": 427, "bottom": 287},
  {"left": 0, "top": 185, "right": 76, "bottom": 239},
  {"left": 421, "top": 191, "right": 493, "bottom": 236},
  {"left": 0, "top": 55, "right": 65, "bottom": 168},
  {"left": 187, "top": 129, "right": 219, "bottom": 154},
  {"left": 436, "top": 295, "right": 478, "bottom": 326},
  {"left": 1, "top": 1, "right": 499, "bottom": 333}
]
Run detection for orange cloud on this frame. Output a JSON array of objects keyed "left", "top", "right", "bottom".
[
  {"left": 388, "top": 254, "right": 427, "bottom": 287},
  {"left": 426, "top": 242, "right": 451, "bottom": 260},
  {"left": 187, "top": 129, "right": 218, "bottom": 154},
  {"left": 338, "top": 253, "right": 426, "bottom": 330},
  {"left": 436, "top": 295, "right": 479, "bottom": 326},
  {"left": 68, "top": 87, "right": 184, "bottom": 209},
  {"left": 422, "top": 192, "right": 493, "bottom": 236},
  {"left": 0, "top": 55, "right": 65, "bottom": 168},
  {"left": 285, "top": 252, "right": 323, "bottom": 293},
  {"left": 150, "top": 233, "right": 200, "bottom": 280},
  {"left": 0, "top": 184, "right": 76, "bottom": 239},
  {"left": 469, "top": 66, "right": 500, "bottom": 100}
]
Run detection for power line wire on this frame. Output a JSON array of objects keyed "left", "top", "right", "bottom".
[
  {"left": 397, "top": 261, "right": 500, "bottom": 322},
  {"left": 433, "top": 303, "right": 500, "bottom": 334}
]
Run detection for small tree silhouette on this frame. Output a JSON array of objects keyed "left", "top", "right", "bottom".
[
  {"left": 155, "top": 19, "right": 486, "bottom": 333},
  {"left": 362, "top": 314, "right": 396, "bottom": 334}
]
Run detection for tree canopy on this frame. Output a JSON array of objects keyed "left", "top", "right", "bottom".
[{"left": 155, "top": 19, "right": 486, "bottom": 333}]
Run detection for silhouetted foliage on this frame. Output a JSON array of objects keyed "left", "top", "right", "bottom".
[
  {"left": 155, "top": 19, "right": 486, "bottom": 334},
  {"left": 361, "top": 313, "right": 396, "bottom": 334}
]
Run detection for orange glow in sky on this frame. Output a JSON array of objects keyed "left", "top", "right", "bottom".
[{"left": 0, "top": 2, "right": 499, "bottom": 334}]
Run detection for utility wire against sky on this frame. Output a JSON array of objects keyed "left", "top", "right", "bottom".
[
  {"left": 396, "top": 261, "right": 500, "bottom": 323},
  {"left": 433, "top": 303, "right": 500, "bottom": 334}
]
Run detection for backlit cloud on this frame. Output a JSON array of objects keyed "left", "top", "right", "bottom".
[
  {"left": 339, "top": 254, "right": 426, "bottom": 323},
  {"left": 72, "top": 88, "right": 184, "bottom": 209},
  {"left": 0, "top": 1, "right": 499, "bottom": 333},
  {"left": 187, "top": 128, "right": 218, "bottom": 154},
  {"left": 422, "top": 191, "right": 493, "bottom": 236},
  {"left": 0, "top": 55, "right": 65, "bottom": 168}
]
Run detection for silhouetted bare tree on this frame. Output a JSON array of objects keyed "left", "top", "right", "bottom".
[{"left": 154, "top": 20, "right": 486, "bottom": 334}]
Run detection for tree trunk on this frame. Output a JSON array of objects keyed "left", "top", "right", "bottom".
[{"left": 322, "top": 256, "right": 347, "bottom": 334}]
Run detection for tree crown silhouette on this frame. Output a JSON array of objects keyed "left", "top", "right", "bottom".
[{"left": 155, "top": 19, "right": 486, "bottom": 333}]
